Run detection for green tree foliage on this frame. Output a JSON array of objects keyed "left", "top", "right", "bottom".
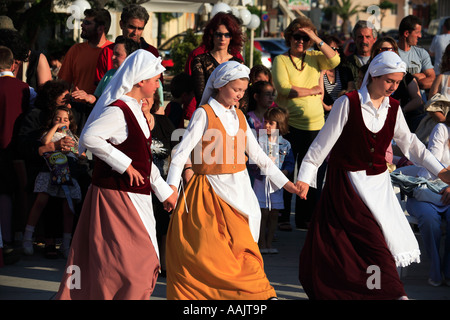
[{"left": 170, "top": 29, "right": 201, "bottom": 75}]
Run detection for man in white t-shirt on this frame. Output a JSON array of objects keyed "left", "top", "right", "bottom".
[
  {"left": 430, "top": 18, "right": 450, "bottom": 75},
  {"left": 398, "top": 15, "right": 435, "bottom": 91}
]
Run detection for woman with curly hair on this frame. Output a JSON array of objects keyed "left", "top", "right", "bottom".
[{"left": 191, "top": 12, "right": 244, "bottom": 106}]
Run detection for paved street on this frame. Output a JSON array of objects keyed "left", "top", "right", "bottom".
[{"left": 0, "top": 211, "right": 449, "bottom": 301}]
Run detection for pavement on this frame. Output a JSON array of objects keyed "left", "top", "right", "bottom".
[{"left": 0, "top": 211, "right": 449, "bottom": 301}]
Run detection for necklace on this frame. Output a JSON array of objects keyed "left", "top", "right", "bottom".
[{"left": 288, "top": 49, "right": 305, "bottom": 72}]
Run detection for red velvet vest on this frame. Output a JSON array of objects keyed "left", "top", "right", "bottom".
[
  {"left": 327, "top": 90, "right": 399, "bottom": 175},
  {"left": 91, "top": 99, "right": 153, "bottom": 194}
]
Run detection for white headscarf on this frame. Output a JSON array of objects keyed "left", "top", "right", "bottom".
[
  {"left": 79, "top": 49, "right": 165, "bottom": 152},
  {"left": 360, "top": 51, "right": 407, "bottom": 89},
  {"left": 200, "top": 60, "right": 250, "bottom": 105}
]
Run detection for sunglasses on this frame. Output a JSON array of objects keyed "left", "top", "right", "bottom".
[
  {"left": 292, "top": 34, "right": 310, "bottom": 42},
  {"left": 214, "top": 32, "right": 231, "bottom": 39},
  {"left": 379, "top": 47, "right": 394, "bottom": 52},
  {"left": 331, "top": 46, "right": 340, "bottom": 51}
]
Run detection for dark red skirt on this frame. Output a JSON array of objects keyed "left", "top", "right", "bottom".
[{"left": 299, "top": 165, "right": 406, "bottom": 300}]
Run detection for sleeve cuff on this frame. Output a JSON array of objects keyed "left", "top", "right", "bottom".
[
  {"left": 104, "top": 148, "right": 131, "bottom": 174},
  {"left": 297, "top": 161, "right": 319, "bottom": 188}
]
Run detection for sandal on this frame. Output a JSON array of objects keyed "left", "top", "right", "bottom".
[{"left": 278, "top": 222, "right": 292, "bottom": 231}]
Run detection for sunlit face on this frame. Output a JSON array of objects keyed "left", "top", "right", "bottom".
[
  {"left": 141, "top": 75, "right": 160, "bottom": 99},
  {"left": 121, "top": 18, "right": 145, "bottom": 43},
  {"left": 255, "top": 85, "right": 275, "bottom": 109},
  {"left": 53, "top": 109, "right": 70, "bottom": 129},
  {"left": 112, "top": 43, "right": 127, "bottom": 69},
  {"left": 213, "top": 24, "right": 231, "bottom": 51},
  {"left": 217, "top": 78, "right": 248, "bottom": 108},
  {"left": 371, "top": 72, "right": 404, "bottom": 97},
  {"left": 264, "top": 119, "right": 278, "bottom": 136},
  {"left": 56, "top": 90, "right": 71, "bottom": 108},
  {"left": 355, "top": 27, "right": 376, "bottom": 56},
  {"left": 405, "top": 24, "right": 422, "bottom": 47},
  {"left": 290, "top": 29, "right": 310, "bottom": 53}
]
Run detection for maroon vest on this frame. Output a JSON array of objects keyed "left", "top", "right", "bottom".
[
  {"left": 327, "top": 90, "right": 399, "bottom": 175},
  {"left": 91, "top": 99, "right": 153, "bottom": 194}
]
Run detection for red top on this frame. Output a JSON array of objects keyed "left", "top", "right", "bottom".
[
  {"left": 0, "top": 76, "right": 30, "bottom": 149},
  {"left": 91, "top": 99, "right": 153, "bottom": 195},
  {"left": 327, "top": 90, "right": 399, "bottom": 175}
]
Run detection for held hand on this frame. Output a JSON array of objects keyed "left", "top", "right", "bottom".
[
  {"left": 438, "top": 167, "right": 450, "bottom": 185},
  {"left": 163, "top": 185, "right": 178, "bottom": 212},
  {"left": 440, "top": 186, "right": 450, "bottom": 206},
  {"left": 295, "top": 181, "right": 310, "bottom": 200},
  {"left": 125, "top": 164, "right": 144, "bottom": 187},
  {"left": 56, "top": 136, "right": 75, "bottom": 153}
]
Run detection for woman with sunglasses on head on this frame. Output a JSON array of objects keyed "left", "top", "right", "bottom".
[
  {"left": 370, "top": 36, "right": 424, "bottom": 132},
  {"left": 191, "top": 12, "right": 244, "bottom": 107},
  {"left": 272, "top": 17, "right": 340, "bottom": 230}
]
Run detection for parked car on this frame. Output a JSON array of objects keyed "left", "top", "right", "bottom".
[
  {"left": 253, "top": 37, "right": 288, "bottom": 62},
  {"left": 427, "top": 16, "right": 450, "bottom": 36}
]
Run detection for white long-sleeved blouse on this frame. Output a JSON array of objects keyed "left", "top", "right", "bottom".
[
  {"left": 166, "top": 97, "right": 289, "bottom": 241},
  {"left": 80, "top": 95, "right": 174, "bottom": 259},
  {"left": 297, "top": 86, "right": 445, "bottom": 267}
]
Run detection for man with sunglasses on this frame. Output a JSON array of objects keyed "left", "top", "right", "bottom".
[
  {"left": 95, "top": 4, "right": 161, "bottom": 85},
  {"left": 344, "top": 20, "right": 377, "bottom": 87}
]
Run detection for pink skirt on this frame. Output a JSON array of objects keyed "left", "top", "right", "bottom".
[{"left": 55, "top": 185, "right": 159, "bottom": 300}]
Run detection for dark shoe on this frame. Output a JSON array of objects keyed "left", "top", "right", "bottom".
[
  {"left": 44, "top": 244, "right": 58, "bottom": 259},
  {"left": 278, "top": 222, "right": 292, "bottom": 231}
]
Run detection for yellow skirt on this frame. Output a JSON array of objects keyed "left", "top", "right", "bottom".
[{"left": 166, "top": 174, "right": 276, "bottom": 300}]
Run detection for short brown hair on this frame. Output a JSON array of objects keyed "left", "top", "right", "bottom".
[
  {"left": 0, "top": 45, "right": 14, "bottom": 70},
  {"left": 283, "top": 17, "right": 317, "bottom": 49},
  {"left": 264, "top": 107, "right": 289, "bottom": 136}
]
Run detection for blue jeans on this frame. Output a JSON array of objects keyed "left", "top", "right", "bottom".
[{"left": 406, "top": 198, "right": 450, "bottom": 282}]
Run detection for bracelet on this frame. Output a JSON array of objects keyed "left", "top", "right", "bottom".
[
  {"left": 318, "top": 41, "right": 324, "bottom": 48},
  {"left": 182, "top": 166, "right": 193, "bottom": 173}
]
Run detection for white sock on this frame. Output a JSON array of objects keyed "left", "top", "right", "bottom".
[{"left": 23, "top": 225, "right": 35, "bottom": 241}]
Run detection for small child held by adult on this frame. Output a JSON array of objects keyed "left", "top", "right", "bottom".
[
  {"left": 23, "top": 106, "right": 83, "bottom": 258},
  {"left": 254, "top": 107, "right": 294, "bottom": 254}
]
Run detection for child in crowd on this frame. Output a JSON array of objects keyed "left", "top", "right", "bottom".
[
  {"left": 247, "top": 81, "right": 276, "bottom": 133},
  {"left": 164, "top": 61, "right": 301, "bottom": 300},
  {"left": 254, "top": 107, "right": 294, "bottom": 254},
  {"left": 22, "top": 106, "right": 82, "bottom": 258},
  {"left": 164, "top": 72, "right": 194, "bottom": 128},
  {"left": 250, "top": 64, "right": 273, "bottom": 84}
]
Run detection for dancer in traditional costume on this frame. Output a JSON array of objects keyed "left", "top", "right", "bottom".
[
  {"left": 55, "top": 50, "right": 177, "bottom": 300},
  {"left": 296, "top": 51, "right": 450, "bottom": 300},
  {"left": 164, "top": 61, "right": 301, "bottom": 300}
]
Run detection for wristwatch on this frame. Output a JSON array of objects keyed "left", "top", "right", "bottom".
[{"left": 318, "top": 41, "right": 324, "bottom": 48}]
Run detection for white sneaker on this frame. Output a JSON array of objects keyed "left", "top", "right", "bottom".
[{"left": 22, "top": 239, "right": 34, "bottom": 256}]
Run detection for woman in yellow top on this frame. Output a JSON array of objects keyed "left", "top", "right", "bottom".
[{"left": 272, "top": 17, "right": 340, "bottom": 229}]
